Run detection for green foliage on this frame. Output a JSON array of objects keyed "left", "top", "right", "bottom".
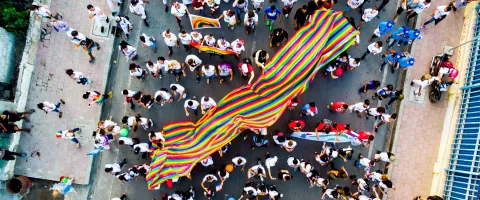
[{"left": 0, "top": 1, "right": 29, "bottom": 35}]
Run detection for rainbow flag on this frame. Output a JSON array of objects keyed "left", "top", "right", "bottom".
[
  {"left": 190, "top": 41, "right": 237, "bottom": 55},
  {"left": 189, "top": 14, "right": 221, "bottom": 30},
  {"left": 146, "top": 9, "right": 359, "bottom": 190}
]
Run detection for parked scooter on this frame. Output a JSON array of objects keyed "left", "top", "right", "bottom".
[{"left": 428, "top": 54, "right": 458, "bottom": 103}]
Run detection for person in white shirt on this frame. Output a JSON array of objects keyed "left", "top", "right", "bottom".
[
  {"left": 28, "top": 2, "right": 62, "bottom": 20},
  {"left": 57, "top": 128, "right": 81, "bottom": 148},
  {"left": 178, "top": 31, "right": 193, "bottom": 51},
  {"left": 115, "top": 16, "right": 132, "bottom": 39},
  {"left": 162, "top": 29, "right": 179, "bottom": 56},
  {"left": 65, "top": 69, "right": 91, "bottom": 85},
  {"left": 154, "top": 88, "right": 173, "bottom": 106},
  {"left": 111, "top": 194, "right": 127, "bottom": 200},
  {"left": 122, "top": 89, "right": 141, "bottom": 109},
  {"left": 216, "top": 37, "right": 231, "bottom": 51},
  {"left": 171, "top": 2, "right": 189, "bottom": 30},
  {"left": 170, "top": 83, "right": 187, "bottom": 101},
  {"left": 361, "top": 41, "right": 383, "bottom": 60},
  {"left": 218, "top": 10, "right": 237, "bottom": 30},
  {"left": 374, "top": 113, "right": 397, "bottom": 132},
  {"left": 247, "top": 164, "right": 267, "bottom": 181},
  {"left": 200, "top": 156, "right": 214, "bottom": 167},
  {"left": 406, "top": 0, "right": 431, "bottom": 23},
  {"left": 411, "top": 74, "right": 438, "bottom": 97},
  {"left": 287, "top": 156, "right": 300, "bottom": 171},
  {"left": 421, "top": 5, "right": 452, "bottom": 29},
  {"left": 344, "top": 0, "right": 364, "bottom": 12},
  {"left": 133, "top": 143, "right": 150, "bottom": 158},
  {"left": 87, "top": 5, "right": 109, "bottom": 29},
  {"left": 37, "top": 99, "right": 65, "bottom": 118},
  {"left": 201, "top": 65, "right": 216, "bottom": 84},
  {"left": 105, "top": 159, "right": 127, "bottom": 175},
  {"left": 264, "top": 153, "right": 278, "bottom": 180},
  {"left": 149, "top": 131, "right": 166, "bottom": 149},
  {"left": 129, "top": 0, "right": 149, "bottom": 27},
  {"left": 354, "top": 153, "right": 375, "bottom": 171},
  {"left": 325, "top": 64, "right": 338, "bottom": 79},
  {"left": 244, "top": 10, "right": 259, "bottom": 35},
  {"left": 374, "top": 151, "right": 395, "bottom": 169},
  {"left": 200, "top": 96, "right": 217, "bottom": 114},
  {"left": 190, "top": 31, "right": 203, "bottom": 44},
  {"left": 116, "top": 172, "right": 132, "bottom": 184},
  {"left": 232, "top": 156, "right": 247, "bottom": 171},
  {"left": 139, "top": 33, "right": 157, "bottom": 53},
  {"left": 146, "top": 60, "right": 161, "bottom": 78},
  {"left": 281, "top": 0, "right": 297, "bottom": 17},
  {"left": 282, "top": 139, "right": 297, "bottom": 152},
  {"left": 201, "top": 33, "right": 217, "bottom": 58},
  {"left": 184, "top": 97, "right": 200, "bottom": 116},
  {"left": 358, "top": 7, "right": 378, "bottom": 30},
  {"left": 118, "top": 136, "right": 138, "bottom": 147},
  {"left": 128, "top": 63, "right": 146, "bottom": 80},
  {"left": 156, "top": 57, "right": 168, "bottom": 74},
  {"left": 231, "top": 39, "right": 245, "bottom": 58},
  {"left": 120, "top": 42, "right": 138, "bottom": 62},
  {"left": 252, "top": 0, "right": 264, "bottom": 12},
  {"left": 348, "top": 100, "right": 370, "bottom": 117},
  {"left": 107, "top": 0, "right": 123, "bottom": 14}
]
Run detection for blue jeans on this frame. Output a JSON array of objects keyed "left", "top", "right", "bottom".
[
  {"left": 423, "top": 17, "right": 437, "bottom": 26},
  {"left": 149, "top": 39, "right": 157, "bottom": 50},
  {"left": 235, "top": 7, "right": 245, "bottom": 22},
  {"left": 52, "top": 102, "right": 62, "bottom": 113},
  {"left": 78, "top": 78, "right": 88, "bottom": 85},
  {"left": 71, "top": 137, "right": 79, "bottom": 144},
  {"left": 388, "top": 39, "right": 399, "bottom": 49},
  {"left": 167, "top": 46, "right": 173, "bottom": 52}
]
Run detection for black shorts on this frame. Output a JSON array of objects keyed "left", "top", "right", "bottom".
[{"left": 396, "top": 6, "right": 404, "bottom": 15}]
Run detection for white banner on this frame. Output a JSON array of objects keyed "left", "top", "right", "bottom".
[{"left": 291, "top": 131, "right": 364, "bottom": 145}]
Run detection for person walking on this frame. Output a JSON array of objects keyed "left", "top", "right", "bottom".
[
  {"left": 374, "top": 151, "right": 395, "bottom": 169},
  {"left": 238, "top": 58, "right": 255, "bottom": 85},
  {"left": 293, "top": 5, "right": 308, "bottom": 30},
  {"left": 0, "top": 114, "right": 31, "bottom": 134},
  {"left": 87, "top": 5, "right": 109, "bottom": 32},
  {"left": 201, "top": 96, "right": 217, "bottom": 114},
  {"left": 366, "top": 106, "right": 386, "bottom": 120},
  {"left": 380, "top": 50, "right": 400, "bottom": 72},
  {"left": 107, "top": 0, "right": 123, "bottom": 15},
  {"left": 138, "top": 93, "right": 154, "bottom": 109},
  {"left": 129, "top": 0, "right": 149, "bottom": 27},
  {"left": 146, "top": 60, "right": 161, "bottom": 78},
  {"left": 115, "top": 16, "right": 132, "bottom": 39},
  {"left": 328, "top": 101, "right": 348, "bottom": 113},
  {"left": 218, "top": 10, "right": 236, "bottom": 30},
  {"left": 357, "top": 7, "right": 378, "bottom": 30},
  {"left": 184, "top": 54, "right": 202, "bottom": 82},
  {"left": 50, "top": 20, "right": 72, "bottom": 36},
  {"left": 281, "top": 0, "right": 297, "bottom": 18},
  {"left": 264, "top": 5, "right": 282, "bottom": 31},
  {"left": 201, "top": 65, "right": 216, "bottom": 84},
  {"left": 192, "top": 0, "right": 205, "bottom": 15},
  {"left": 201, "top": 33, "right": 217, "bottom": 58},
  {"left": 253, "top": 0, "right": 264, "bottom": 12},
  {"left": 253, "top": 50, "right": 269, "bottom": 69},
  {"left": 231, "top": 39, "right": 245, "bottom": 59},
  {"left": 372, "top": 84, "right": 393, "bottom": 100},
  {"left": 122, "top": 89, "right": 141, "bottom": 109},
  {"left": 0, "top": 148, "right": 26, "bottom": 161},
  {"left": 368, "top": 20, "right": 394, "bottom": 42},
  {"left": 128, "top": 63, "right": 147, "bottom": 80},
  {"left": 387, "top": 90, "right": 403, "bottom": 105},
  {"left": 344, "top": 0, "right": 364, "bottom": 13},
  {"left": 392, "top": 53, "right": 415, "bottom": 73},
  {"left": 56, "top": 128, "right": 81, "bottom": 148},
  {"left": 83, "top": 91, "right": 113, "bottom": 107},
  {"left": 171, "top": 83, "right": 188, "bottom": 101},
  {"left": 288, "top": 120, "right": 305, "bottom": 132},
  {"left": 178, "top": 31, "right": 193, "bottom": 51},
  {"left": 216, "top": 37, "right": 230, "bottom": 58},
  {"left": 171, "top": 2, "right": 189, "bottom": 31},
  {"left": 269, "top": 28, "right": 289, "bottom": 48},
  {"left": 139, "top": 33, "right": 157, "bottom": 53},
  {"left": 154, "top": 88, "right": 173, "bottom": 106},
  {"left": 358, "top": 80, "right": 381, "bottom": 94},
  {"left": 392, "top": 0, "right": 407, "bottom": 21},
  {"left": 265, "top": 152, "right": 278, "bottom": 180},
  {"left": 1, "top": 109, "right": 35, "bottom": 124},
  {"left": 420, "top": 5, "right": 452, "bottom": 29},
  {"left": 374, "top": 113, "right": 397, "bottom": 132},
  {"left": 405, "top": 0, "right": 431, "bottom": 24},
  {"left": 167, "top": 60, "right": 185, "bottom": 82},
  {"left": 120, "top": 41, "right": 138, "bottom": 62},
  {"left": 348, "top": 100, "right": 370, "bottom": 118},
  {"left": 354, "top": 153, "right": 375, "bottom": 171},
  {"left": 65, "top": 69, "right": 91, "bottom": 85},
  {"left": 162, "top": 29, "right": 179, "bottom": 56},
  {"left": 233, "top": 0, "right": 248, "bottom": 22},
  {"left": 300, "top": 102, "right": 318, "bottom": 117},
  {"left": 387, "top": 26, "right": 409, "bottom": 49},
  {"left": 184, "top": 97, "right": 199, "bottom": 116},
  {"left": 71, "top": 31, "right": 100, "bottom": 63},
  {"left": 244, "top": 10, "right": 259, "bottom": 35},
  {"left": 360, "top": 41, "right": 383, "bottom": 60},
  {"left": 232, "top": 155, "right": 247, "bottom": 171},
  {"left": 37, "top": 99, "right": 65, "bottom": 118},
  {"left": 411, "top": 74, "right": 436, "bottom": 97},
  {"left": 217, "top": 62, "right": 233, "bottom": 84}
]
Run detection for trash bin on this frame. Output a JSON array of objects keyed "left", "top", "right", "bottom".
[{"left": 6, "top": 176, "right": 32, "bottom": 194}]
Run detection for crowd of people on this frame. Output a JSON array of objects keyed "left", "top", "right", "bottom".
[{"left": 8, "top": 0, "right": 471, "bottom": 199}]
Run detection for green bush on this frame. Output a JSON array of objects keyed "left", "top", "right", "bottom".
[{"left": 0, "top": 1, "right": 29, "bottom": 35}]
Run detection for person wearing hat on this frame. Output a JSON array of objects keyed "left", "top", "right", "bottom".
[
  {"left": 387, "top": 90, "right": 403, "bottom": 105},
  {"left": 374, "top": 113, "right": 397, "bottom": 132},
  {"left": 238, "top": 58, "right": 255, "bottom": 84},
  {"left": 380, "top": 50, "right": 400, "bottom": 72},
  {"left": 420, "top": 4, "right": 452, "bottom": 29},
  {"left": 406, "top": 0, "right": 431, "bottom": 24},
  {"left": 393, "top": 52, "right": 415, "bottom": 73},
  {"left": 374, "top": 151, "right": 395, "bottom": 169},
  {"left": 402, "top": 29, "right": 421, "bottom": 48},
  {"left": 115, "top": 16, "right": 132, "bottom": 39},
  {"left": 387, "top": 26, "right": 409, "bottom": 49},
  {"left": 129, "top": 0, "right": 150, "bottom": 27},
  {"left": 368, "top": 20, "right": 394, "bottom": 42}
]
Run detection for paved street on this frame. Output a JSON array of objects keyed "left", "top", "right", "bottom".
[{"left": 90, "top": 0, "right": 404, "bottom": 199}]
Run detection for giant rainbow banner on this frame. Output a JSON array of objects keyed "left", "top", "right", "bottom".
[{"left": 146, "top": 10, "right": 358, "bottom": 190}]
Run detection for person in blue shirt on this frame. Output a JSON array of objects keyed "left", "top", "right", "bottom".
[
  {"left": 392, "top": 53, "right": 415, "bottom": 73},
  {"left": 402, "top": 29, "right": 421, "bottom": 47},
  {"left": 387, "top": 26, "right": 409, "bottom": 49},
  {"left": 380, "top": 51, "right": 401, "bottom": 72},
  {"left": 368, "top": 20, "right": 394, "bottom": 42},
  {"left": 264, "top": 5, "right": 282, "bottom": 31}
]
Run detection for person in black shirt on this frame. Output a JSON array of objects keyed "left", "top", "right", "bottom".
[
  {"left": 306, "top": 0, "right": 321, "bottom": 21},
  {"left": 71, "top": 30, "right": 100, "bottom": 63},
  {"left": 293, "top": 5, "right": 308, "bottom": 30},
  {"left": 269, "top": 28, "right": 288, "bottom": 48}
]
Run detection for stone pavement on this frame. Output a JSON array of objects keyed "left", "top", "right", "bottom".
[
  {"left": 388, "top": 0, "right": 466, "bottom": 199},
  {"left": 13, "top": 0, "right": 114, "bottom": 185}
]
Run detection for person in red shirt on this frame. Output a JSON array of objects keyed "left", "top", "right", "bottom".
[
  {"left": 314, "top": 120, "right": 332, "bottom": 140},
  {"left": 333, "top": 123, "right": 350, "bottom": 142},
  {"left": 328, "top": 101, "right": 348, "bottom": 113},
  {"left": 238, "top": 58, "right": 255, "bottom": 85},
  {"left": 287, "top": 96, "right": 300, "bottom": 110},
  {"left": 288, "top": 120, "right": 305, "bottom": 132},
  {"left": 357, "top": 130, "right": 375, "bottom": 147}
]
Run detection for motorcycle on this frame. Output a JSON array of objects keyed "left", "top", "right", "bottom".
[{"left": 428, "top": 54, "right": 457, "bottom": 103}]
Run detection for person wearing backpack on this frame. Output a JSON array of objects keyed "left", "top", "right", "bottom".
[{"left": 392, "top": 53, "right": 415, "bottom": 73}]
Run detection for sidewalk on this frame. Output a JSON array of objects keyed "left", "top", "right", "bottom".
[
  {"left": 388, "top": 0, "right": 466, "bottom": 199},
  {"left": 13, "top": 0, "right": 114, "bottom": 185}
]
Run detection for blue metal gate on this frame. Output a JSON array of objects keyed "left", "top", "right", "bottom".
[{"left": 443, "top": 8, "right": 480, "bottom": 200}]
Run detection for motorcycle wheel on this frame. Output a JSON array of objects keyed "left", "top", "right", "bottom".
[{"left": 429, "top": 90, "right": 439, "bottom": 103}]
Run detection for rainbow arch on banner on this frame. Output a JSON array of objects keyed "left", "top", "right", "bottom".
[{"left": 146, "top": 9, "right": 358, "bottom": 190}]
